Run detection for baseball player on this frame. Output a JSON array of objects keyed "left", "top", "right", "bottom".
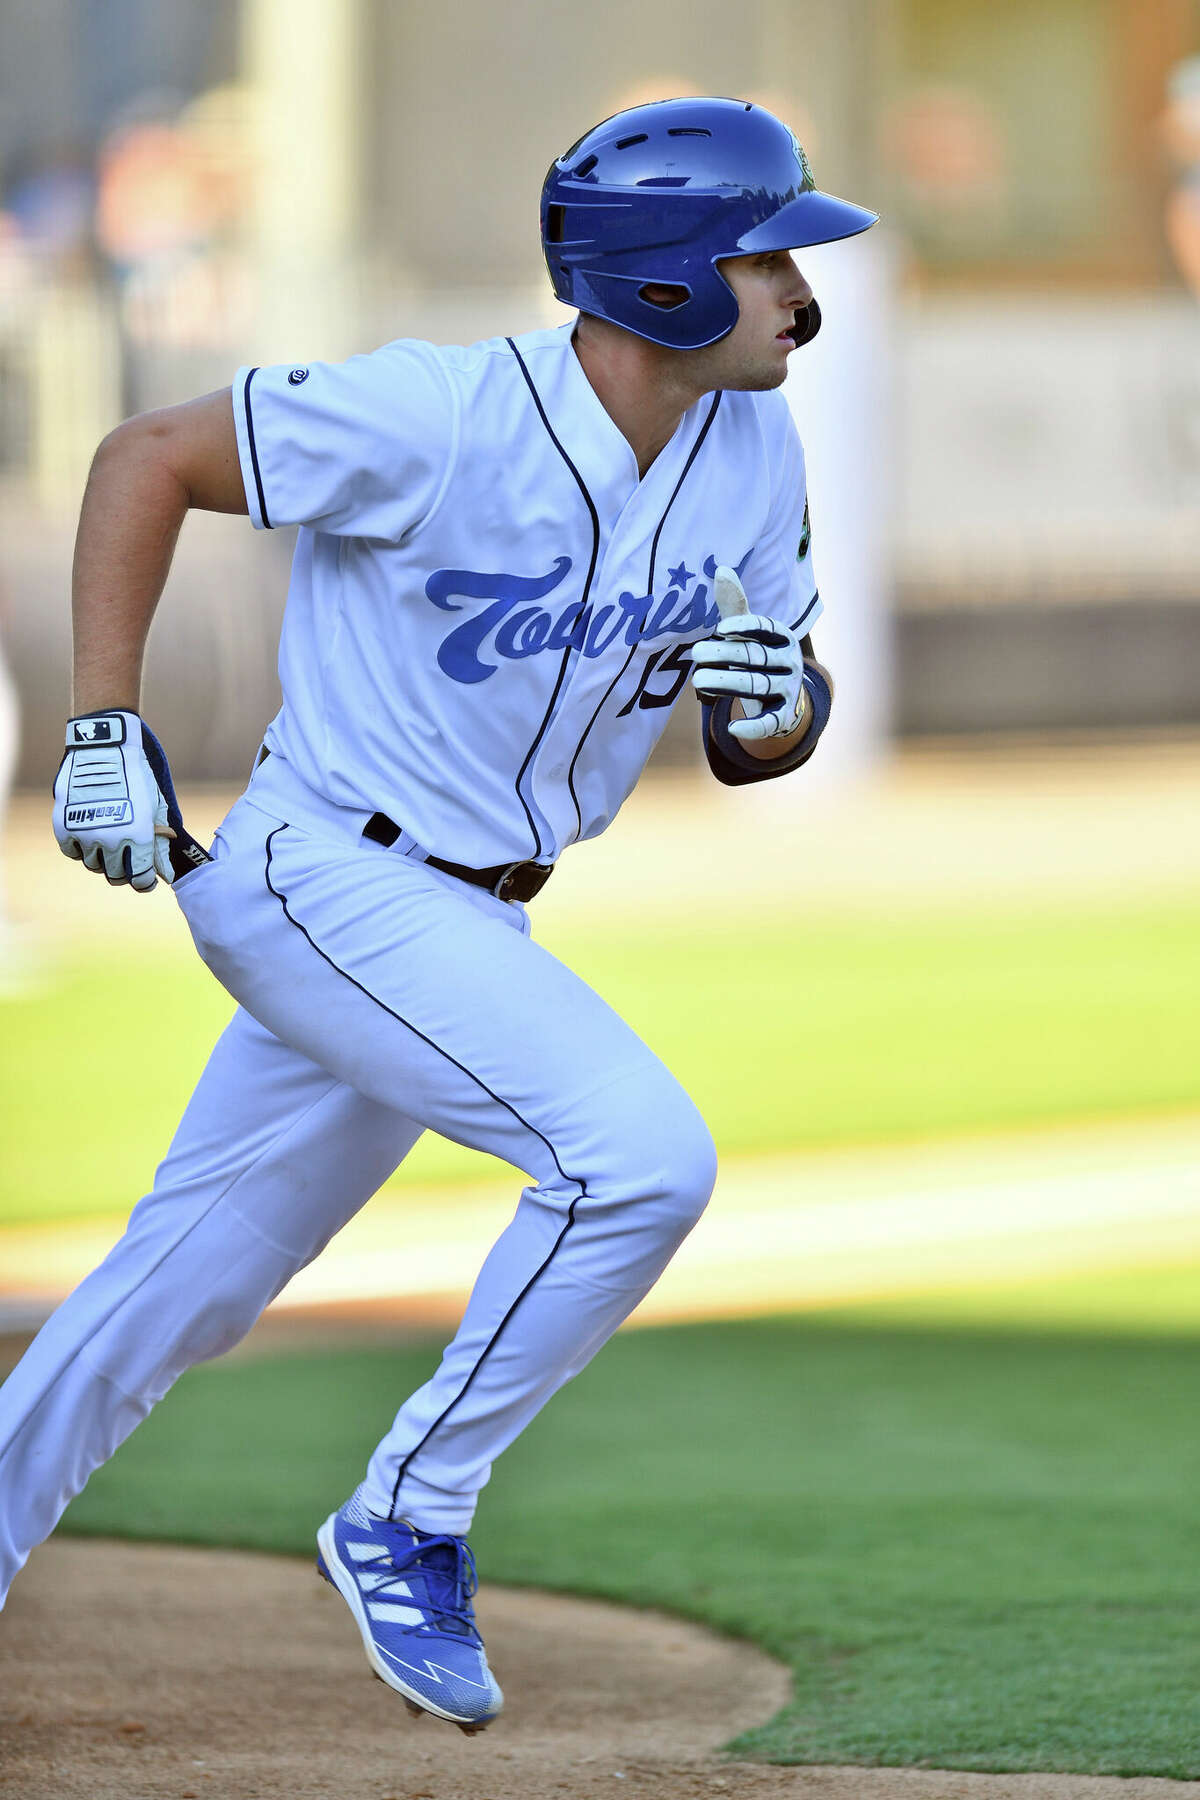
[{"left": 1, "top": 98, "right": 874, "bottom": 1730}]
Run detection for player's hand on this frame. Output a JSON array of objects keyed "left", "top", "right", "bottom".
[
  {"left": 688, "top": 566, "right": 809, "bottom": 741},
  {"left": 52, "top": 710, "right": 176, "bottom": 891}
]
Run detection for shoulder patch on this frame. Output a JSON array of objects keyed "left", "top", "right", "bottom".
[
  {"left": 288, "top": 367, "right": 310, "bottom": 385},
  {"left": 796, "top": 498, "right": 811, "bottom": 562}
]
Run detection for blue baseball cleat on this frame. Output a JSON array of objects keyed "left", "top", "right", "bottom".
[{"left": 316, "top": 1490, "right": 503, "bottom": 1732}]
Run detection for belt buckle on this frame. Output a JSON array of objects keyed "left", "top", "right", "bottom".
[
  {"left": 492, "top": 862, "right": 523, "bottom": 902},
  {"left": 493, "top": 861, "right": 551, "bottom": 904}
]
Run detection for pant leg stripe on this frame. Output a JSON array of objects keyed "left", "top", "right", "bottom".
[
  {"left": 390, "top": 1196, "right": 580, "bottom": 1509},
  {"left": 262, "top": 825, "right": 588, "bottom": 1507}
]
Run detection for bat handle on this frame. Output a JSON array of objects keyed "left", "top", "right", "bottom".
[
  {"left": 713, "top": 564, "right": 749, "bottom": 622},
  {"left": 711, "top": 565, "right": 762, "bottom": 717}
]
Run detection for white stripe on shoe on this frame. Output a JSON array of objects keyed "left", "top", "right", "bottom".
[{"left": 368, "top": 1599, "right": 426, "bottom": 1625}]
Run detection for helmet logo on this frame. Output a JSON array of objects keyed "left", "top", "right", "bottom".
[{"left": 791, "top": 134, "right": 816, "bottom": 192}]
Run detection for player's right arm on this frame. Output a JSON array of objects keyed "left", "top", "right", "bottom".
[
  {"left": 54, "top": 389, "right": 246, "bottom": 890},
  {"left": 57, "top": 345, "right": 455, "bottom": 888},
  {"left": 71, "top": 388, "right": 245, "bottom": 714}
]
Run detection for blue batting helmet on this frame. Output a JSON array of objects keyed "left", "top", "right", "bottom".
[{"left": 541, "top": 97, "right": 877, "bottom": 351}]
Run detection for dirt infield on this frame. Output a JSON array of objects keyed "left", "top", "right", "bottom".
[{"left": 2, "top": 1541, "right": 1198, "bottom": 1800}]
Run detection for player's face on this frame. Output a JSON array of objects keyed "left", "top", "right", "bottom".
[{"left": 702, "top": 251, "right": 813, "bottom": 391}]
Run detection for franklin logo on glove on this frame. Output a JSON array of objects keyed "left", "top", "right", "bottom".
[{"left": 63, "top": 799, "right": 134, "bottom": 828}]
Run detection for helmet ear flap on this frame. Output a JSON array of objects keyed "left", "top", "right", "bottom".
[{"left": 568, "top": 266, "right": 739, "bottom": 349}]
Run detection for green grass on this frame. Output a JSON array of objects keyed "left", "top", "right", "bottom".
[
  {"left": 4, "top": 894, "right": 1200, "bottom": 1225},
  {"left": 59, "top": 1304, "right": 1200, "bottom": 1776},
  {"left": 830, "top": 1257, "right": 1200, "bottom": 1336}
]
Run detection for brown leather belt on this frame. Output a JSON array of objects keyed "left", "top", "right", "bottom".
[
  {"left": 253, "top": 749, "right": 554, "bottom": 904},
  {"left": 362, "top": 812, "right": 554, "bottom": 904}
]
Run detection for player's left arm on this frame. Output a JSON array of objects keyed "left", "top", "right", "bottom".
[
  {"left": 689, "top": 570, "right": 834, "bottom": 785},
  {"left": 689, "top": 402, "right": 831, "bottom": 785}
]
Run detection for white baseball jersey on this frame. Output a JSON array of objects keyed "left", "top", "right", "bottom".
[{"left": 232, "top": 324, "right": 820, "bottom": 867}]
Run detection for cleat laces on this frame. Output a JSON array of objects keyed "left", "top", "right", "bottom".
[{"left": 369, "top": 1522, "right": 481, "bottom": 1640}]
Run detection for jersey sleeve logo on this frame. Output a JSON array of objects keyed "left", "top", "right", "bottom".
[
  {"left": 796, "top": 498, "right": 811, "bottom": 562},
  {"left": 287, "top": 367, "right": 310, "bottom": 385}
]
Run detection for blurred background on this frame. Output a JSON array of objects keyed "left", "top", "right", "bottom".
[{"left": 1, "top": 0, "right": 1199, "bottom": 1331}]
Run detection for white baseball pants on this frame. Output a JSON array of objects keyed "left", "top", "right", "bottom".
[{"left": 0, "top": 759, "right": 716, "bottom": 1605}]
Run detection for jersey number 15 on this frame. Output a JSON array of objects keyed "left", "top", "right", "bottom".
[{"left": 615, "top": 642, "right": 695, "bottom": 718}]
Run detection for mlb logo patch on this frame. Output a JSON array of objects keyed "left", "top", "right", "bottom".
[{"left": 70, "top": 715, "right": 126, "bottom": 746}]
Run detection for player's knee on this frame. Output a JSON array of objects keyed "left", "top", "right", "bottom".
[
  {"left": 87, "top": 1282, "right": 260, "bottom": 1396},
  {"left": 84, "top": 1219, "right": 278, "bottom": 1395},
  {"left": 663, "top": 1097, "right": 719, "bottom": 1228},
  {"left": 178, "top": 1292, "right": 263, "bottom": 1365},
  {"left": 605, "top": 1073, "right": 717, "bottom": 1229}
]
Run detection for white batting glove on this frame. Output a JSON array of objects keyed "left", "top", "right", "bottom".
[
  {"left": 52, "top": 710, "right": 175, "bottom": 891},
  {"left": 688, "top": 566, "right": 809, "bottom": 741}
]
